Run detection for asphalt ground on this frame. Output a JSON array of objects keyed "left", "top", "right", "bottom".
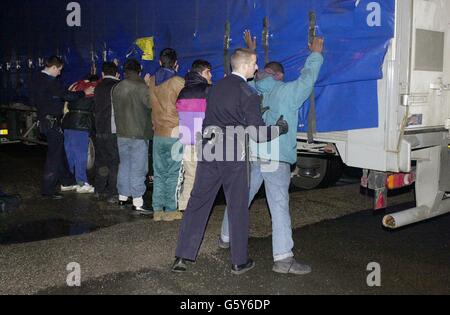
[
  {"left": 2, "top": 143, "right": 448, "bottom": 295},
  {"left": 35, "top": 203, "right": 450, "bottom": 295}
]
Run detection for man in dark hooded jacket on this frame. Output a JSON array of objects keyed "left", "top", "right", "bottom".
[{"left": 176, "top": 59, "right": 212, "bottom": 212}]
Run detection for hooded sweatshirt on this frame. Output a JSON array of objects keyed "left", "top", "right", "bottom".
[
  {"left": 251, "top": 52, "right": 323, "bottom": 164},
  {"left": 176, "top": 71, "right": 210, "bottom": 145}
]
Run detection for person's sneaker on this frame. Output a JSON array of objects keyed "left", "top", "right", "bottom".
[
  {"left": 272, "top": 257, "right": 311, "bottom": 275},
  {"left": 171, "top": 257, "right": 188, "bottom": 273},
  {"left": 163, "top": 211, "right": 183, "bottom": 221},
  {"left": 231, "top": 259, "right": 255, "bottom": 275},
  {"left": 218, "top": 236, "right": 230, "bottom": 249},
  {"left": 131, "top": 205, "right": 153, "bottom": 216},
  {"left": 60, "top": 185, "right": 79, "bottom": 192},
  {"left": 42, "top": 193, "right": 64, "bottom": 200},
  {"left": 76, "top": 183, "right": 95, "bottom": 194},
  {"left": 153, "top": 211, "right": 164, "bottom": 222}
]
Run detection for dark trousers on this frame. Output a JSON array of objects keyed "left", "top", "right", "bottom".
[
  {"left": 94, "top": 133, "right": 119, "bottom": 197},
  {"left": 41, "top": 123, "right": 76, "bottom": 195},
  {"left": 175, "top": 160, "right": 249, "bottom": 266}
]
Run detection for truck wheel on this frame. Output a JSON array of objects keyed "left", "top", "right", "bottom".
[
  {"left": 291, "top": 156, "right": 344, "bottom": 189},
  {"left": 319, "top": 156, "right": 344, "bottom": 187},
  {"left": 87, "top": 137, "right": 95, "bottom": 171}
]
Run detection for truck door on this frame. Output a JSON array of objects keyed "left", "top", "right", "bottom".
[{"left": 406, "top": 0, "right": 450, "bottom": 130}]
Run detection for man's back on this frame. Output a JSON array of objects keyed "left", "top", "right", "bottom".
[
  {"left": 112, "top": 73, "right": 152, "bottom": 139},
  {"left": 252, "top": 52, "right": 324, "bottom": 164},
  {"left": 62, "top": 79, "right": 98, "bottom": 132},
  {"left": 148, "top": 75, "right": 184, "bottom": 137},
  {"left": 32, "top": 72, "right": 65, "bottom": 120},
  {"left": 177, "top": 71, "right": 209, "bottom": 100},
  {"left": 94, "top": 77, "right": 119, "bottom": 134},
  {"left": 176, "top": 71, "right": 210, "bottom": 146},
  {"left": 204, "top": 74, "right": 264, "bottom": 130}
]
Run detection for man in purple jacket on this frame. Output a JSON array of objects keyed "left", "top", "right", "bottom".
[{"left": 176, "top": 60, "right": 212, "bottom": 211}]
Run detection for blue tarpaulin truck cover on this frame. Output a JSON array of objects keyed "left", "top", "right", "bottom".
[{"left": 0, "top": 0, "right": 395, "bottom": 132}]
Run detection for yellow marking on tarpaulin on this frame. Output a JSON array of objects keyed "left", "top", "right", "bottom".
[{"left": 135, "top": 37, "right": 154, "bottom": 61}]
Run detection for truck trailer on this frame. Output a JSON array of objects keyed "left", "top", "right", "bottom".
[{"left": 296, "top": 0, "right": 450, "bottom": 229}]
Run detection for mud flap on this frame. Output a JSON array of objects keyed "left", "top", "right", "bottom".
[
  {"left": 374, "top": 188, "right": 387, "bottom": 210},
  {"left": 0, "top": 190, "right": 21, "bottom": 214}
]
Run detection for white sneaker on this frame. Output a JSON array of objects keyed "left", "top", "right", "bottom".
[
  {"left": 76, "top": 183, "right": 95, "bottom": 194},
  {"left": 61, "top": 185, "right": 79, "bottom": 192}
]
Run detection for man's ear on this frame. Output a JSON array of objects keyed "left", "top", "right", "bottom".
[
  {"left": 275, "top": 73, "right": 284, "bottom": 81},
  {"left": 159, "top": 60, "right": 162, "bottom": 66}
]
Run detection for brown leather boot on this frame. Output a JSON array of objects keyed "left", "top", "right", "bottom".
[
  {"left": 153, "top": 211, "right": 164, "bottom": 222},
  {"left": 163, "top": 211, "right": 183, "bottom": 221}
]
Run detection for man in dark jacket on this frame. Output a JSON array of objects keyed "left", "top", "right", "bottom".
[
  {"left": 220, "top": 34, "right": 325, "bottom": 275},
  {"left": 93, "top": 62, "right": 120, "bottom": 203},
  {"left": 172, "top": 49, "right": 288, "bottom": 275},
  {"left": 31, "top": 56, "right": 93, "bottom": 199},
  {"left": 112, "top": 59, "right": 153, "bottom": 214},
  {"left": 176, "top": 59, "right": 212, "bottom": 212}
]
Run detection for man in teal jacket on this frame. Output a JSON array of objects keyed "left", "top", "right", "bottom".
[{"left": 220, "top": 35, "right": 324, "bottom": 275}]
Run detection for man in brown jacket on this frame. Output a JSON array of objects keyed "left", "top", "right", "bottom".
[{"left": 146, "top": 48, "right": 185, "bottom": 222}]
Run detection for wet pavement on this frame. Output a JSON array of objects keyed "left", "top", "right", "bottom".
[
  {"left": 36, "top": 202, "right": 450, "bottom": 295},
  {"left": 0, "top": 143, "right": 355, "bottom": 244},
  {"left": 2, "top": 143, "right": 449, "bottom": 295},
  {"left": 0, "top": 218, "right": 99, "bottom": 245}
]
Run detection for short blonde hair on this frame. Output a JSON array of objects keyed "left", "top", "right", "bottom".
[{"left": 230, "top": 48, "right": 256, "bottom": 71}]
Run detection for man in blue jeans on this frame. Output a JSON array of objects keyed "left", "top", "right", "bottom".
[
  {"left": 112, "top": 59, "right": 153, "bottom": 214},
  {"left": 62, "top": 74, "right": 99, "bottom": 194},
  {"left": 220, "top": 36, "right": 324, "bottom": 275}
]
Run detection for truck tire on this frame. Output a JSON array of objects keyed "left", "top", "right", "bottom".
[
  {"left": 319, "top": 156, "right": 344, "bottom": 187},
  {"left": 291, "top": 156, "right": 344, "bottom": 189},
  {"left": 87, "top": 137, "right": 95, "bottom": 171}
]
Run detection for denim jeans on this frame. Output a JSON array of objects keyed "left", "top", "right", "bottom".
[
  {"left": 64, "top": 129, "right": 89, "bottom": 184},
  {"left": 221, "top": 160, "right": 294, "bottom": 262},
  {"left": 117, "top": 137, "right": 149, "bottom": 198}
]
